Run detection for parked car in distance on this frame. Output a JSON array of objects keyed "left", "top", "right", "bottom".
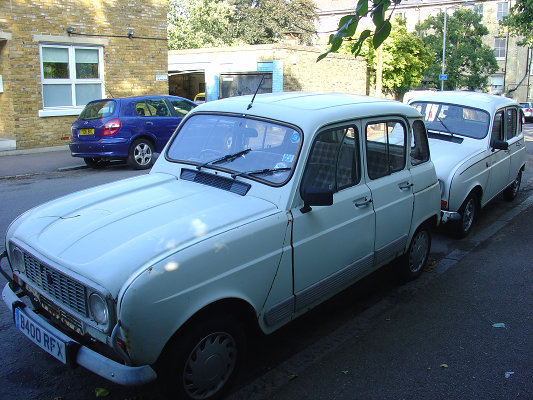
[
  {"left": 3, "top": 92, "right": 441, "bottom": 400},
  {"left": 193, "top": 92, "right": 206, "bottom": 104},
  {"left": 70, "top": 95, "right": 197, "bottom": 169},
  {"left": 520, "top": 101, "right": 532, "bottom": 122},
  {"left": 408, "top": 91, "right": 526, "bottom": 237}
]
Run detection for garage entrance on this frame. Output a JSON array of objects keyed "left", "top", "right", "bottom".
[{"left": 169, "top": 71, "right": 205, "bottom": 102}]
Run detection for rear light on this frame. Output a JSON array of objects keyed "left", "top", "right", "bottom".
[
  {"left": 101, "top": 118, "right": 121, "bottom": 136},
  {"left": 526, "top": 108, "right": 532, "bottom": 112}
]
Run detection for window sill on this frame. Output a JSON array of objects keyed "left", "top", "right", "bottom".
[{"left": 39, "top": 108, "right": 84, "bottom": 117}]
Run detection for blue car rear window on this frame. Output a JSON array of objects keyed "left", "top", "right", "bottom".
[{"left": 79, "top": 100, "right": 116, "bottom": 120}]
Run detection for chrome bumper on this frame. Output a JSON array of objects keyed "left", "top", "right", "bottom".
[
  {"left": 2, "top": 282, "right": 157, "bottom": 386},
  {"left": 441, "top": 210, "right": 461, "bottom": 223}
]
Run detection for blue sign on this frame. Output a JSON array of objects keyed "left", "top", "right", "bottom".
[{"left": 439, "top": 74, "right": 448, "bottom": 80}]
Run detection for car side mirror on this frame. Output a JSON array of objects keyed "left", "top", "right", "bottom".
[
  {"left": 492, "top": 139, "right": 508, "bottom": 151},
  {"left": 300, "top": 187, "right": 333, "bottom": 214}
]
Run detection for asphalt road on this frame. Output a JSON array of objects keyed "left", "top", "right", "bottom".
[{"left": 0, "top": 123, "right": 532, "bottom": 399}]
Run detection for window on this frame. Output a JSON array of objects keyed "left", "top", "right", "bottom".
[
  {"left": 491, "top": 111, "right": 504, "bottom": 146},
  {"left": 366, "top": 121, "right": 406, "bottom": 180},
  {"left": 506, "top": 108, "right": 517, "bottom": 139},
  {"left": 491, "top": 76, "right": 504, "bottom": 94},
  {"left": 411, "top": 120, "right": 430, "bottom": 166},
  {"left": 146, "top": 98, "right": 171, "bottom": 117},
  {"left": 40, "top": 44, "right": 104, "bottom": 109},
  {"left": 473, "top": 4, "right": 483, "bottom": 16},
  {"left": 494, "top": 37, "right": 507, "bottom": 59},
  {"left": 301, "top": 126, "right": 360, "bottom": 192},
  {"left": 497, "top": 2, "right": 508, "bottom": 21},
  {"left": 170, "top": 99, "right": 196, "bottom": 117}
]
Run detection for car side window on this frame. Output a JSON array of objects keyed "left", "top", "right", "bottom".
[
  {"left": 171, "top": 99, "right": 195, "bottom": 117},
  {"left": 146, "top": 99, "right": 171, "bottom": 117},
  {"left": 411, "top": 120, "right": 430, "bottom": 166},
  {"left": 506, "top": 108, "right": 517, "bottom": 140},
  {"left": 491, "top": 111, "right": 504, "bottom": 146},
  {"left": 366, "top": 121, "right": 406, "bottom": 179},
  {"left": 301, "top": 126, "right": 360, "bottom": 193},
  {"left": 134, "top": 101, "right": 151, "bottom": 117}
]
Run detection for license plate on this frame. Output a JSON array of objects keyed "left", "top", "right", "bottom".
[
  {"left": 79, "top": 128, "right": 94, "bottom": 136},
  {"left": 15, "top": 307, "right": 67, "bottom": 364}
]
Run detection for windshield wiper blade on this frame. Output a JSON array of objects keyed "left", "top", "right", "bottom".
[
  {"left": 231, "top": 167, "right": 291, "bottom": 179},
  {"left": 436, "top": 117, "right": 454, "bottom": 136},
  {"left": 197, "top": 148, "right": 252, "bottom": 170}
]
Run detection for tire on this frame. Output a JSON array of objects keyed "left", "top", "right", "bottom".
[
  {"left": 83, "top": 157, "right": 108, "bottom": 169},
  {"left": 455, "top": 193, "right": 478, "bottom": 238},
  {"left": 400, "top": 226, "right": 431, "bottom": 281},
  {"left": 159, "top": 315, "right": 245, "bottom": 400},
  {"left": 503, "top": 170, "right": 522, "bottom": 201},
  {"left": 128, "top": 139, "right": 155, "bottom": 170}
]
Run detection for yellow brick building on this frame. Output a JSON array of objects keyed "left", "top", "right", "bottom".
[{"left": 0, "top": 0, "right": 168, "bottom": 151}]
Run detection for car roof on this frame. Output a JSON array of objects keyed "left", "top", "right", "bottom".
[
  {"left": 190, "top": 92, "right": 422, "bottom": 131},
  {"left": 88, "top": 95, "right": 192, "bottom": 103},
  {"left": 407, "top": 91, "right": 519, "bottom": 114}
]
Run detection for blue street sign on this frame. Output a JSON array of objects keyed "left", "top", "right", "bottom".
[{"left": 439, "top": 74, "right": 448, "bottom": 80}]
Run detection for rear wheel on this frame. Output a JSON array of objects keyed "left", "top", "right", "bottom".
[
  {"left": 503, "top": 170, "right": 522, "bottom": 201},
  {"left": 159, "top": 314, "right": 245, "bottom": 400},
  {"left": 128, "top": 139, "right": 154, "bottom": 170},
  {"left": 399, "top": 226, "right": 431, "bottom": 281},
  {"left": 83, "top": 157, "right": 108, "bottom": 169}
]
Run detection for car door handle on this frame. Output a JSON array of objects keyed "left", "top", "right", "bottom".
[
  {"left": 399, "top": 182, "right": 414, "bottom": 190},
  {"left": 354, "top": 197, "right": 372, "bottom": 208},
  {"left": 146, "top": 121, "right": 153, "bottom": 125}
]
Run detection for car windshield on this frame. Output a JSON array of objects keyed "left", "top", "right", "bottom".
[
  {"left": 78, "top": 100, "right": 116, "bottom": 120},
  {"left": 411, "top": 101, "right": 490, "bottom": 139},
  {"left": 166, "top": 114, "right": 302, "bottom": 185}
]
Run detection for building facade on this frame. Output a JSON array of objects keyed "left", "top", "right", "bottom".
[
  {"left": 314, "top": 0, "right": 532, "bottom": 102},
  {"left": 0, "top": 0, "right": 168, "bottom": 151},
  {"left": 168, "top": 44, "right": 368, "bottom": 102}
]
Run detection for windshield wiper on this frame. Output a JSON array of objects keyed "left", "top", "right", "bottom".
[
  {"left": 231, "top": 167, "right": 291, "bottom": 179},
  {"left": 436, "top": 117, "right": 454, "bottom": 136},
  {"left": 197, "top": 148, "right": 252, "bottom": 170}
]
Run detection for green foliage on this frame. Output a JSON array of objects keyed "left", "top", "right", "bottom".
[
  {"left": 318, "top": 0, "right": 398, "bottom": 62},
  {"left": 501, "top": 0, "right": 533, "bottom": 47},
  {"left": 356, "top": 19, "right": 433, "bottom": 99},
  {"left": 167, "top": 0, "right": 234, "bottom": 49},
  {"left": 416, "top": 9, "right": 498, "bottom": 91},
  {"left": 168, "top": 0, "right": 318, "bottom": 50}
]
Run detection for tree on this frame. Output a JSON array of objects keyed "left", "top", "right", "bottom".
[
  {"left": 319, "top": 0, "right": 399, "bottom": 61},
  {"left": 167, "top": 0, "right": 234, "bottom": 49},
  {"left": 167, "top": 0, "right": 318, "bottom": 50},
  {"left": 230, "top": 0, "right": 318, "bottom": 45},
  {"left": 501, "top": 0, "right": 533, "bottom": 47},
  {"left": 353, "top": 18, "right": 433, "bottom": 99},
  {"left": 416, "top": 9, "right": 498, "bottom": 91}
]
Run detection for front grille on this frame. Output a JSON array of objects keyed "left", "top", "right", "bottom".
[{"left": 23, "top": 253, "right": 88, "bottom": 317}]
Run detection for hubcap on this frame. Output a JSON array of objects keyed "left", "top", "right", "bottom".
[
  {"left": 183, "top": 332, "right": 237, "bottom": 399},
  {"left": 134, "top": 143, "right": 152, "bottom": 166},
  {"left": 409, "top": 231, "right": 429, "bottom": 273},
  {"left": 462, "top": 198, "right": 475, "bottom": 233},
  {"left": 512, "top": 175, "right": 521, "bottom": 195}
]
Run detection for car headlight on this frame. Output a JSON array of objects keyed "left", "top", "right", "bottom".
[
  {"left": 89, "top": 293, "right": 109, "bottom": 326},
  {"left": 11, "top": 246, "right": 25, "bottom": 274}
]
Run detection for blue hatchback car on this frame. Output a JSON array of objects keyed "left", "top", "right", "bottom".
[{"left": 70, "top": 95, "right": 197, "bottom": 169}]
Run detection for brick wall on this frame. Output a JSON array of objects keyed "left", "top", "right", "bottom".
[{"left": 0, "top": 0, "right": 168, "bottom": 150}]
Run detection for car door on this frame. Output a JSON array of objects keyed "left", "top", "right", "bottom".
[
  {"left": 364, "top": 119, "right": 414, "bottom": 265},
  {"left": 143, "top": 97, "right": 181, "bottom": 151},
  {"left": 291, "top": 125, "right": 375, "bottom": 312},
  {"left": 485, "top": 109, "right": 511, "bottom": 202},
  {"left": 505, "top": 106, "right": 526, "bottom": 184}
]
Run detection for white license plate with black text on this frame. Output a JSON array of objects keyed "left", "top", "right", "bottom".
[{"left": 15, "top": 307, "right": 67, "bottom": 364}]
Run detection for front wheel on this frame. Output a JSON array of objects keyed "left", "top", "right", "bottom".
[
  {"left": 159, "top": 315, "right": 245, "bottom": 400},
  {"left": 128, "top": 139, "right": 155, "bottom": 170},
  {"left": 455, "top": 193, "right": 478, "bottom": 238},
  {"left": 503, "top": 170, "right": 522, "bottom": 201},
  {"left": 399, "top": 226, "right": 431, "bottom": 281}
]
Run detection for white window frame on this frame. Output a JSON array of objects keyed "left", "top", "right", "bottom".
[
  {"left": 39, "top": 44, "right": 105, "bottom": 117},
  {"left": 496, "top": 2, "right": 508, "bottom": 22},
  {"left": 490, "top": 76, "right": 504, "bottom": 94},
  {"left": 494, "top": 37, "right": 506, "bottom": 60}
]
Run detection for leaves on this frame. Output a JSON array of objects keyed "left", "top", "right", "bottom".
[{"left": 95, "top": 388, "right": 110, "bottom": 397}]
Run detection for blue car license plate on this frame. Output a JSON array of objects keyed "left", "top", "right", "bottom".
[{"left": 15, "top": 307, "right": 67, "bottom": 364}]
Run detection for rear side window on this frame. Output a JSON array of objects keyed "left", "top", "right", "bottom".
[
  {"left": 411, "top": 120, "right": 430, "bottom": 166},
  {"left": 146, "top": 99, "right": 171, "bottom": 117},
  {"left": 78, "top": 100, "right": 116, "bottom": 120},
  {"left": 134, "top": 101, "right": 151, "bottom": 117},
  {"left": 366, "top": 121, "right": 406, "bottom": 179},
  {"left": 170, "top": 99, "right": 196, "bottom": 117},
  {"left": 506, "top": 108, "right": 517, "bottom": 139}
]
